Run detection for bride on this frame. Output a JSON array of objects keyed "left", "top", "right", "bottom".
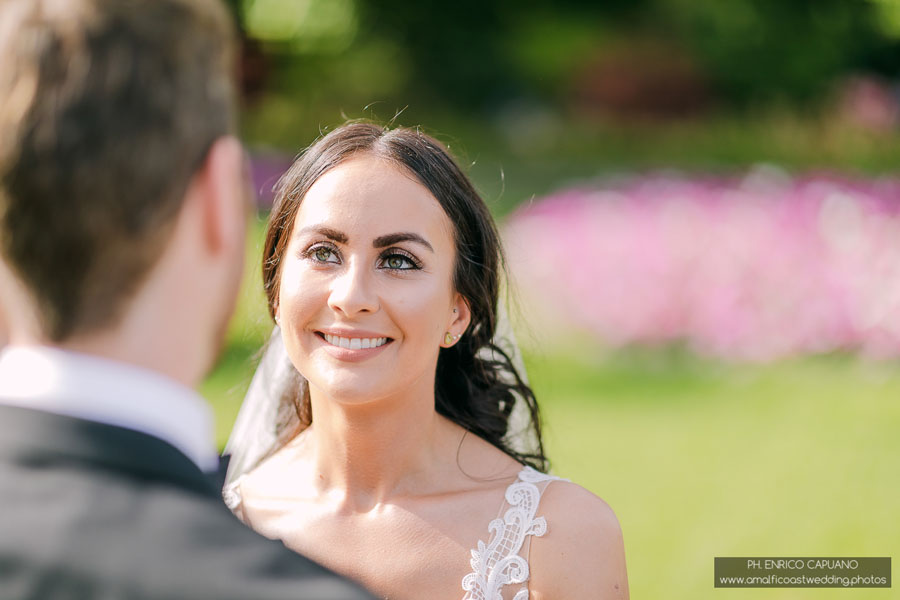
[{"left": 224, "top": 122, "right": 629, "bottom": 599}]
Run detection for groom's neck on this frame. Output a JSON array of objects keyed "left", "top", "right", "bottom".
[
  {"left": 4, "top": 276, "right": 214, "bottom": 391},
  {"left": 1, "top": 183, "right": 237, "bottom": 390}
]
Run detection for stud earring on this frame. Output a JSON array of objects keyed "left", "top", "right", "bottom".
[
  {"left": 274, "top": 315, "right": 281, "bottom": 326},
  {"left": 444, "top": 332, "right": 460, "bottom": 345}
]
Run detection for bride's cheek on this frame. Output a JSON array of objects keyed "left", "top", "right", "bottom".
[
  {"left": 280, "top": 262, "right": 323, "bottom": 322},
  {"left": 398, "top": 288, "right": 454, "bottom": 348}
]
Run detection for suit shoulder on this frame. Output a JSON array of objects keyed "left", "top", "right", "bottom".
[
  {"left": 135, "top": 484, "right": 375, "bottom": 598},
  {"left": 0, "top": 463, "right": 374, "bottom": 599}
]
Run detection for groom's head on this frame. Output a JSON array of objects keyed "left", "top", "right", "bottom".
[{"left": 0, "top": 0, "right": 247, "bottom": 375}]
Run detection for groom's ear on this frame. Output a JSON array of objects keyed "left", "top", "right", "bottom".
[{"left": 191, "top": 136, "right": 251, "bottom": 257}]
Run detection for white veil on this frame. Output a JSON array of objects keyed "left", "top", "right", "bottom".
[{"left": 223, "top": 301, "right": 537, "bottom": 499}]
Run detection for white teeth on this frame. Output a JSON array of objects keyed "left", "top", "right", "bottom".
[{"left": 322, "top": 334, "right": 388, "bottom": 350}]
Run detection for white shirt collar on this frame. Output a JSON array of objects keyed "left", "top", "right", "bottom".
[{"left": 0, "top": 345, "right": 218, "bottom": 472}]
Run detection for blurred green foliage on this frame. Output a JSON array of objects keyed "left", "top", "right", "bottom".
[
  {"left": 654, "top": 0, "right": 887, "bottom": 104},
  {"left": 228, "top": 0, "right": 899, "bottom": 115},
  {"left": 227, "top": 0, "right": 900, "bottom": 207}
]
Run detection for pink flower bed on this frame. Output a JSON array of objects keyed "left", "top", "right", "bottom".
[{"left": 503, "top": 168, "right": 900, "bottom": 360}]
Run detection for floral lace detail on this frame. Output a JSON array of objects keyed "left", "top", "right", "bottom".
[{"left": 461, "top": 467, "right": 565, "bottom": 600}]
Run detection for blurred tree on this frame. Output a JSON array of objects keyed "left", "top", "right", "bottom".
[
  {"left": 227, "top": 0, "right": 900, "bottom": 137},
  {"left": 653, "top": 0, "right": 885, "bottom": 105},
  {"left": 355, "top": 0, "right": 515, "bottom": 108}
]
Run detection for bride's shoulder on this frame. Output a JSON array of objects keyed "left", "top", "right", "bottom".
[
  {"left": 536, "top": 478, "right": 622, "bottom": 550},
  {"left": 530, "top": 478, "right": 629, "bottom": 599}
]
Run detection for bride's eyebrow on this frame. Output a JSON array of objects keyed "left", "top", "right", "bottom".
[
  {"left": 295, "top": 225, "right": 347, "bottom": 243},
  {"left": 373, "top": 232, "right": 434, "bottom": 253}
]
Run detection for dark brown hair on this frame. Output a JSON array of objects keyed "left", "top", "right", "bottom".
[
  {"left": 0, "top": 0, "right": 236, "bottom": 340},
  {"left": 263, "top": 122, "right": 548, "bottom": 472}
]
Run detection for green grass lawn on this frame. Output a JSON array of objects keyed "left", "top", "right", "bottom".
[
  {"left": 525, "top": 349, "right": 899, "bottom": 599},
  {"left": 203, "top": 219, "right": 898, "bottom": 599}
]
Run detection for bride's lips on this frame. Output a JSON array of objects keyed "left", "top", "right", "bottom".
[{"left": 314, "top": 329, "right": 394, "bottom": 362}]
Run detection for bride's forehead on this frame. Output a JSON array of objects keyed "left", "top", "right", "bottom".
[
  {"left": 296, "top": 158, "right": 451, "bottom": 230},
  {"left": 305, "top": 156, "right": 430, "bottom": 201}
]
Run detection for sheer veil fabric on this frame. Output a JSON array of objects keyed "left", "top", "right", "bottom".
[
  {"left": 223, "top": 325, "right": 302, "bottom": 504},
  {"left": 222, "top": 303, "right": 538, "bottom": 498}
]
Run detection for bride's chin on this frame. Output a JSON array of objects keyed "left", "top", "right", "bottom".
[{"left": 307, "top": 378, "right": 384, "bottom": 406}]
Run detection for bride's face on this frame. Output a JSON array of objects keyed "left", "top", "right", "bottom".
[{"left": 277, "top": 154, "right": 469, "bottom": 404}]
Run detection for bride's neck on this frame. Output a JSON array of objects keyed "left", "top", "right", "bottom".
[{"left": 304, "top": 383, "right": 459, "bottom": 509}]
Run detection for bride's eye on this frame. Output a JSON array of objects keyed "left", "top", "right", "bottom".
[
  {"left": 378, "top": 250, "right": 421, "bottom": 271},
  {"left": 303, "top": 243, "right": 341, "bottom": 264}
]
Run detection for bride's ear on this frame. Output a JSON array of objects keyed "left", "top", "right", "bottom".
[{"left": 443, "top": 294, "right": 471, "bottom": 346}]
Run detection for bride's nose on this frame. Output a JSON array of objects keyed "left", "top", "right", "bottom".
[{"left": 327, "top": 259, "right": 379, "bottom": 316}]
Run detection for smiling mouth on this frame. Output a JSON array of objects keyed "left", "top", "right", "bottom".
[{"left": 316, "top": 332, "right": 393, "bottom": 350}]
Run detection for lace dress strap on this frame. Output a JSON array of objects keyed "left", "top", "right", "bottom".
[{"left": 461, "top": 467, "right": 567, "bottom": 600}]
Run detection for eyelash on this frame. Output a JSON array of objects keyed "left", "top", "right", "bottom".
[{"left": 301, "top": 242, "right": 423, "bottom": 271}]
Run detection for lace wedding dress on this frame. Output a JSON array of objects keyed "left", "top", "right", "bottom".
[{"left": 461, "top": 466, "right": 565, "bottom": 600}]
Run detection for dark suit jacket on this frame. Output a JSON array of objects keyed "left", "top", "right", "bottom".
[{"left": 0, "top": 404, "right": 374, "bottom": 600}]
